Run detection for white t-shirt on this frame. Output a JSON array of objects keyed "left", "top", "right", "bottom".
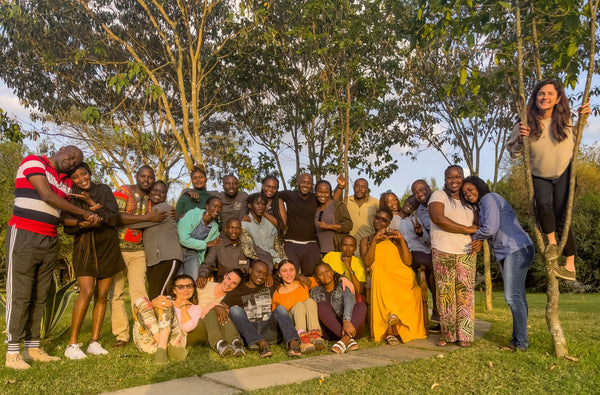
[{"left": 428, "top": 190, "right": 474, "bottom": 254}]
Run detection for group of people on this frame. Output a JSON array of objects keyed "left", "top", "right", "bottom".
[{"left": 4, "top": 78, "right": 588, "bottom": 369}]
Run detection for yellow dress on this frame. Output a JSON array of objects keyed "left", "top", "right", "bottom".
[{"left": 370, "top": 239, "right": 427, "bottom": 342}]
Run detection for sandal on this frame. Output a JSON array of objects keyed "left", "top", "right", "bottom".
[
  {"left": 287, "top": 340, "right": 302, "bottom": 357},
  {"left": 387, "top": 314, "right": 400, "bottom": 326},
  {"left": 331, "top": 340, "right": 346, "bottom": 354},
  {"left": 436, "top": 339, "right": 448, "bottom": 347},
  {"left": 457, "top": 341, "right": 471, "bottom": 348},
  {"left": 258, "top": 346, "right": 272, "bottom": 358},
  {"left": 385, "top": 334, "right": 400, "bottom": 346},
  {"left": 346, "top": 338, "right": 359, "bottom": 351}
]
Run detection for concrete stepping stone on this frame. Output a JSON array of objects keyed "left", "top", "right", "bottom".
[
  {"left": 101, "top": 377, "right": 240, "bottom": 395},
  {"left": 203, "top": 363, "right": 326, "bottom": 391},
  {"left": 352, "top": 344, "right": 440, "bottom": 362},
  {"left": 285, "top": 352, "right": 392, "bottom": 374}
]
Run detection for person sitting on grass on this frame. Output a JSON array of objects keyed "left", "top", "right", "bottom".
[
  {"left": 221, "top": 261, "right": 302, "bottom": 358},
  {"left": 272, "top": 260, "right": 325, "bottom": 354},
  {"left": 177, "top": 271, "right": 245, "bottom": 357},
  {"left": 310, "top": 262, "right": 367, "bottom": 354},
  {"left": 131, "top": 294, "right": 188, "bottom": 365},
  {"left": 360, "top": 208, "right": 427, "bottom": 345}
]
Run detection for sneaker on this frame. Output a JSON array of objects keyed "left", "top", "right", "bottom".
[
  {"left": 555, "top": 266, "right": 576, "bottom": 281},
  {"left": 86, "top": 341, "right": 109, "bottom": 355},
  {"left": 544, "top": 244, "right": 559, "bottom": 261},
  {"left": 299, "top": 332, "right": 315, "bottom": 354},
  {"left": 308, "top": 329, "right": 325, "bottom": 351},
  {"left": 231, "top": 339, "right": 246, "bottom": 357},
  {"left": 6, "top": 353, "right": 31, "bottom": 370},
  {"left": 64, "top": 344, "right": 87, "bottom": 360},
  {"left": 23, "top": 347, "right": 60, "bottom": 362}
]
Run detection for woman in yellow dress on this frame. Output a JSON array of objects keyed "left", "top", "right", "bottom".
[{"left": 360, "top": 207, "right": 427, "bottom": 345}]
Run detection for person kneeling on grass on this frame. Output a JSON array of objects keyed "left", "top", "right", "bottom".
[
  {"left": 272, "top": 260, "right": 325, "bottom": 354},
  {"left": 221, "top": 261, "right": 302, "bottom": 358},
  {"left": 185, "top": 270, "right": 246, "bottom": 357},
  {"left": 310, "top": 262, "right": 367, "bottom": 354}
]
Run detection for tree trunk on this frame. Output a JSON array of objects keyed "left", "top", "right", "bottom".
[
  {"left": 483, "top": 240, "right": 493, "bottom": 311},
  {"left": 515, "top": 0, "right": 566, "bottom": 357}
]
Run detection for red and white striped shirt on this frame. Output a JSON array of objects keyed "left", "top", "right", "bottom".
[{"left": 8, "top": 155, "right": 72, "bottom": 237}]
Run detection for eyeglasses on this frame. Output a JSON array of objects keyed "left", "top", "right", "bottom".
[{"left": 175, "top": 283, "right": 194, "bottom": 290}]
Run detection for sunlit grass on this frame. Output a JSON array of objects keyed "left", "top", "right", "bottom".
[{"left": 1, "top": 292, "right": 598, "bottom": 394}]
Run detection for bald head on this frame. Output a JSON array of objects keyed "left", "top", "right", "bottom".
[
  {"left": 411, "top": 179, "right": 431, "bottom": 206},
  {"left": 297, "top": 173, "right": 314, "bottom": 196},
  {"left": 53, "top": 145, "right": 83, "bottom": 174}
]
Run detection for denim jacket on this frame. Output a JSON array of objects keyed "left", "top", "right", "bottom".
[{"left": 310, "top": 280, "right": 355, "bottom": 322}]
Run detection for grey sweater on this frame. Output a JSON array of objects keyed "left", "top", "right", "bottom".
[{"left": 128, "top": 202, "right": 183, "bottom": 266}]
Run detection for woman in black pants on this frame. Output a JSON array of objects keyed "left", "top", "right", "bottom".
[{"left": 507, "top": 79, "right": 590, "bottom": 281}]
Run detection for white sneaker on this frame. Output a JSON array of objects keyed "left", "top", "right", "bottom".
[
  {"left": 64, "top": 344, "right": 87, "bottom": 360},
  {"left": 86, "top": 341, "right": 109, "bottom": 355}
]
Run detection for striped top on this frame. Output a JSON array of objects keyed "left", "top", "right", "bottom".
[{"left": 8, "top": 155, "right": 71, "bottom": 237}]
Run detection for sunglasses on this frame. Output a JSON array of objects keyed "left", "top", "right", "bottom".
[
  {"left": 175, "top": 283, "right": 194, "bottom": 290},
  {"left": 374, "top": 215, "right": 390, "bottom": 223}
]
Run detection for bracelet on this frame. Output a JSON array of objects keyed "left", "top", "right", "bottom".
[
  {"left": 89, "top": 203, "right": 101, "bottom": 211},
  {"left": 336, "top": 185, "right": 344, "bottom": 190}
]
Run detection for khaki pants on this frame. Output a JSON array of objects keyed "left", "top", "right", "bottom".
[
  {"left": 289, "top": 298, "right": 321, "bottom": 332},
  {"left": 110, "top": 250, "right": 147, "bottom": 342}
]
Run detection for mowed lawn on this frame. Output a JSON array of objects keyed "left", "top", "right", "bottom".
[{"left": 1, "top": 292, "right": 599, "bottom": 394}]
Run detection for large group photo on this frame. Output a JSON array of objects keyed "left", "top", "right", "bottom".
[{"left": 1, "top": 1, "right": 599, "bottom": 394}]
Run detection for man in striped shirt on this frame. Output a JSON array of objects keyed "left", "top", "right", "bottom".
[{"left": 5, "top": 146, "right": 100, "bottom": 370}]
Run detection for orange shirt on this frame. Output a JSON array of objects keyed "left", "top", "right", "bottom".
[{"left": 271, "top": 279, "right": 316, "bottom": 311}]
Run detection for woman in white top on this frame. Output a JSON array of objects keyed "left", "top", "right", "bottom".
[
  {"left": 428, "top": 165, "right": 478, "bottom": 347},
  {"left": 507, "top": 79, "right": 590, "bottom": 281}
]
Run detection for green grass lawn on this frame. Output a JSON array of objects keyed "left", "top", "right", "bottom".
[
  {"left": 1, "top": 292, "right": 599, "bottom": 394},
  {"left": 253, "top": 292, "right": 600, "bottom": 395}
]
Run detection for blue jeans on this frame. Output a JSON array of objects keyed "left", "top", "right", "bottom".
[
  {"left": 179, "top": 247, "right": 200, "bottom": 280},
  {"left": 499, "top": 245, "right": 534, "bottom": 350},
  {"left": 228, "top": 305, "right": 299, "bottom": 347}
]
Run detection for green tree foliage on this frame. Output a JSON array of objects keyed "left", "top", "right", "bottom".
[
  {"left": 0, "top": 1, "right": 257, "bottom": 187},
  {"left": 497, "top": 146, "right": 600, "bottom": 292},
  {"left": 0, "top": 140, "right": 25, "bottom": 273}
]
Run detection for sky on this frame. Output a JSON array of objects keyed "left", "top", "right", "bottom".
[{"left": 1, "top": 80, "right": 599, "bottom": 200}]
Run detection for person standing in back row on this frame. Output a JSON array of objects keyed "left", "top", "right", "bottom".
[
  {"left": 279, "top": 173, "right": 320, "bottom": 275},
  {"left": 333, "top": 175, "right": 379, "bottom": 255}
]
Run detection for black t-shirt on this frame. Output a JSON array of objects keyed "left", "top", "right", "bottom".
[
  {"left": 222, "top": 283, "right": 274, "bottom": 322},
  {"left": 279, "top": 190, "right": 317, "bottom": 241}
]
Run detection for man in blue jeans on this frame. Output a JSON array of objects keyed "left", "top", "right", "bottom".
[{"left": 220, "top": 261, "right": 301, "bottom": 358}]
